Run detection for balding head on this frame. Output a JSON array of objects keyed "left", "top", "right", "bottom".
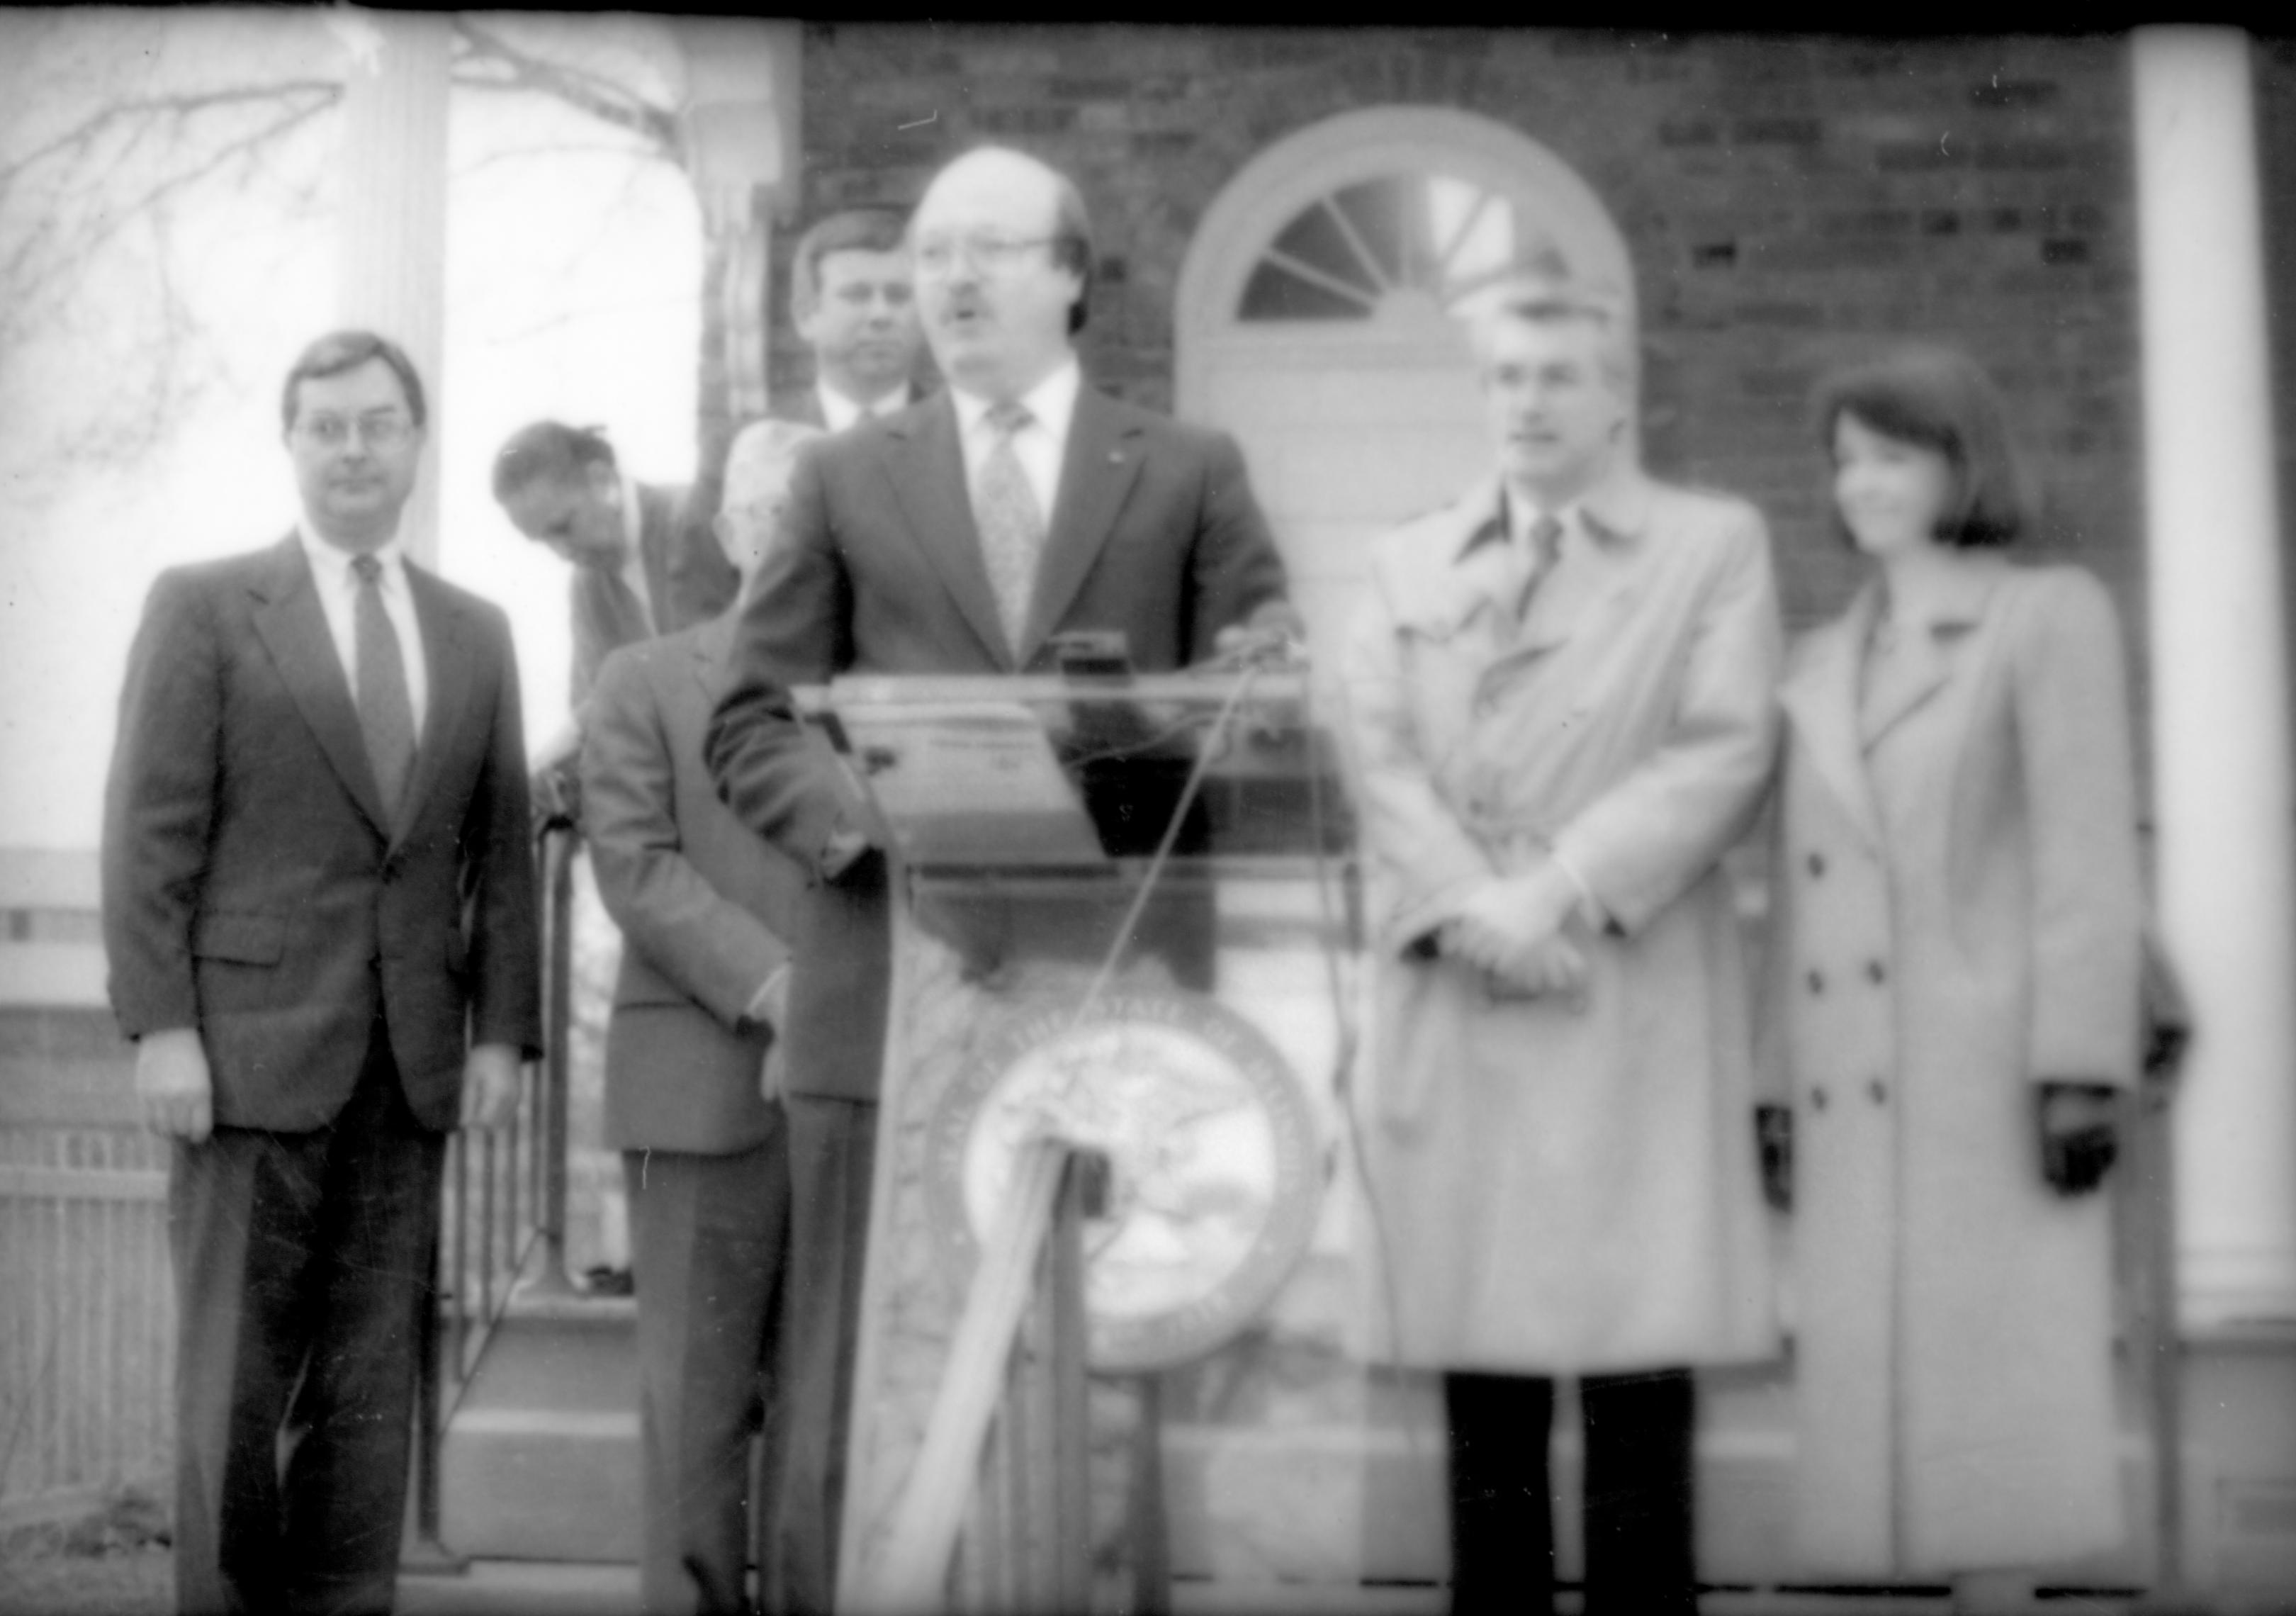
[{"left": 909, "top": 146, "right": 1096, "bottom": 401}]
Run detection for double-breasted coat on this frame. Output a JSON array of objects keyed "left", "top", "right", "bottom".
[
  {"left": 1339, "top": 468, "right": 1783, "bottom": 1373},
  {"left": 1764, "top": 558, "right": 2143, "bottom": 1575}
]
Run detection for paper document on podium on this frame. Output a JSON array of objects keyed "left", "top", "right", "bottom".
[{"left": 837, "top": 700, "right": 1107, "bottom": 868}]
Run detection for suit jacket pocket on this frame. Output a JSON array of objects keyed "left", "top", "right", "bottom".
[{"left": 191, "top": 911, "right": 286, "bottom": 965}]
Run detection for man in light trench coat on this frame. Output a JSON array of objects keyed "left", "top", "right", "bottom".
[{"left": 1340, "top": 276, "right": 1783, "bottom": 1615}]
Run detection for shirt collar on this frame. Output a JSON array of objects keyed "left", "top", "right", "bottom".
[
  {"left": 1453, "top": 464, "right": 1655, "bottom": 561},
  {"left": 1451, "top": 486, "right": 1619, "bottom": 565},
  {"left": 298, "top": 524, "right": 408, "bottom": 588},
  {"left": 818, "top": 379, "right": 912, "bottom": 432},
  {"left": 617, "top": 472, "right": 643, "bottom": 558},
  {"left": 951, "top": 357, "right": 1081, "bottom": 442}
]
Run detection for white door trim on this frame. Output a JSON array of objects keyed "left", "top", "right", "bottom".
[{"left": 1175, "top": 106, "right": 1637, "bottom": 419}]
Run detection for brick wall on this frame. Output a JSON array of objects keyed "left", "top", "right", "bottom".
[{"left": 776, "top": 25, "right": 2163, "bottom": 680}]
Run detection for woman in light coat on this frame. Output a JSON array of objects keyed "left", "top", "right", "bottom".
[
  {"left": 1341, "top": 281, "right": 1782, "bottom": 1615},
  {"left": 1763, "top": 347, "right": 2142, "bottom": 1607}
]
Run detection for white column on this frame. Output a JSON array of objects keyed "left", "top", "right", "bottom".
[
  {"left": 2134, "top": 26, "right": 2296, "bottom": 1328},
  {"left": 334, "top": 11, "right": 451, "bottom": 566}
]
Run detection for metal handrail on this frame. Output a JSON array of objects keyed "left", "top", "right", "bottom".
[{"left": 408, "top": 814, "right": 583, "bottom": 1568}]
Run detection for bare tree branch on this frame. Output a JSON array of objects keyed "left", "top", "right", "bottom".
[
  {"left": 451, "top": 18, "right": 682, "bottom": 164},
  {"left": 0, "top": 82, "right": 339, "bottom": 197}
]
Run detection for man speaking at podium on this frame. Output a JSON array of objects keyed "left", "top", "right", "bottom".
[{"left": 707, "top": 144, "right": 1293, "bottom": 1615}]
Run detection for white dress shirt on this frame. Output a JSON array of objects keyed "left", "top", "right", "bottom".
[
  {"left": 613, "top": 472, "right": 656, "bottom": 634},
  {"left": 816, "top": 379, "right": 914, "bottom": 433},
  {"left": 297, "top": 527, "right": 429, "bottom": 737},
  {"left": 951, "top": 358, "right": 1081, "bottom": 529}
]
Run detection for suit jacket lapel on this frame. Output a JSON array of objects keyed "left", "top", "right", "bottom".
[
  {"left": 883, "top": 396, "right": 1012, "bottom": 666},
  {"left": 247, "top": 535, "right": 395, "bottom": 839},
  {"left": 1020, "top": 386, "right": 1145, "bottom": 665},
  {"left": 1857, "top": 559, "right": 2003, "bottom": 750},
  {"left": 1779, "top": 585, "right": 1884, "bottom": 849},
  {"left": 398, "top": 563, "right": 475, "bottom": 848}
]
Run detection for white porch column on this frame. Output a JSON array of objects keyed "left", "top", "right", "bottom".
[
  {"left": 334, "top": 11, "right": 451, "bottom": 567},
  {"left": 2134, "top": 26, "right": 2296, "bottom": 1328},
  {"left": 675, "top": 19, "right": 801, "bottom": 427}
]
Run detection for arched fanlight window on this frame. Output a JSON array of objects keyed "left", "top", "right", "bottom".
[{"left": 1236, "top": 174, "right": 1568, "bottom": 322}]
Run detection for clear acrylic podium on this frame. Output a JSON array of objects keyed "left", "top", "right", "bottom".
[{"left": 799, "top": 666, "right": 1422, "bottom": 1614}]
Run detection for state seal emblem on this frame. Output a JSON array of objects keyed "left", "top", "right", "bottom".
[{"left": 925, "top": 987, "right": 1323, "bottom": 1371}]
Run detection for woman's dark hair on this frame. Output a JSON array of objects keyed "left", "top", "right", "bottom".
[
  {"left": 491, "top": 421, "right": 618, "bottom": 501},
  {"left": 1815, "top": 346, "right": 2026, "bottom": 549}
]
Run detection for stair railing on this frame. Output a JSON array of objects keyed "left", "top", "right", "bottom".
[{"left": 408, "top": 808, "right": 583, "bottom": 1568}]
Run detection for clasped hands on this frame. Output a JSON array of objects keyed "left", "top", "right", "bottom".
[{"left": 1421, "top": 859, "right": 1588, "bottom": 1005}]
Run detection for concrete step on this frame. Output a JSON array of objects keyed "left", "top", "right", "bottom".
[
  {"left": 436, "top": 1293, "right": 642, "bottom": 1564},
  {"left": 426, "top": 1301, "right": 2163, "bottom": 1589},
  {"left": 392, "top": 1561, "right": 2149, "bottom": 1616}
]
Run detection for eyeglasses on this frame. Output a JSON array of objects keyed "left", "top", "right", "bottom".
[
  {"left": 911, "top": 233, "right": 1060, "bottom": 278},
  {"left": 294, "top": 413, "right": 415, "bottom": 450}
]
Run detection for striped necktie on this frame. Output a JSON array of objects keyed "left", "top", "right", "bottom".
[
  {"left": 351, "top": 553, "right": 417, "bottom": 824},
  {"left": 972, "top": 401, "right": 1045, "bottom": 655}
]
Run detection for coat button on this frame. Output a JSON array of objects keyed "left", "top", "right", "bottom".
[
  {"left": 1868, "top": 1078, "right": 1888, "bottom": 1105},
  {"left": 1806, "top": 968, "right": 1825, "bottom": 995},
  {"left": 1810, "top": 1087, "right": 1829, "bottom": 1112},
  {"left": 1806, "top": 851, "right": 1826, "bottom": 877},
  {"left": 1866, "top": 960, "right": 1886, "bottom": 985}
]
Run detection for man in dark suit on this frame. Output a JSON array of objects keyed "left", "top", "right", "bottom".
[
  {"left": 578, "top": 418, "right": 821, "bottom": 1616},
  {"left": 101, "top": 330, "right": 539, "bottom": 1615},
  {"left": 705, "top": 144, "right": 1295, "bottom": 1615},
  {"left": 780, "top": 208, "right": 926, "bottom": 432},
  {"left": 490, "top": 421, "right": 741, "bottom": 718}
]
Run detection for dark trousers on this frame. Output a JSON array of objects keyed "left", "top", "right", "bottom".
[
  {"left": 770, "top": 1095, "right": 877, "bottom": 1616},
  {"left": 624, "top": 1133, "right": 792, "bottom": 1616},
  {"left": 167, "top": 1023, "right": 444, "bottom": 1616},
  {"left": 1445, "top": 1367, "right": 1697, "bottom": 1616}
]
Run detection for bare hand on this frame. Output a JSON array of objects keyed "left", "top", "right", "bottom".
[
  {"left": 1210, "top": 606, "right": 1307, "bottom": 668},
  {"left": 458, "top": 1043, "right": 523, "bottom": 1131},
  {"left": 135, "top": 1028, "right": 213, "bottom": 1143},
  {"left": 1444, "top": 863, "right": 1579, "bottom": 976}
]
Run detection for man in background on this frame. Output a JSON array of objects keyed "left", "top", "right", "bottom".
[
  {"left": 581, "top": 419, "right": 821, "bottom": 1615},
  {"left": 491, "top": 422, "right": 740, "bottom": 784},
  {"left": 103, "top": 330, "right": 539, "bottom": 1615},
  {"left": 782, "top": 208, "right": 926, "bottom": 430}
]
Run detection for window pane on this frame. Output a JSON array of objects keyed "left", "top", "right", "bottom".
[
  {"left": 1264, "top": 204, "right": 1378, "bottom": 300},
  {"left": 1331, "top": 176, "right": 1419, "bottom": 287},
  {"left": 1239, "top": 173, "right": 1554, "bottom": 322},
  {"left": 1239, "top": 261, "right": 1372, "bottom": 321}
]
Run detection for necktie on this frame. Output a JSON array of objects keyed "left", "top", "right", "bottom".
[
  {"left": 601, "top": 564, "right": 652, "bottom": 647},
  {"left": 351, "top": 554, "right": 417, "bottom": 824},
  {"left": 972, "top": 402, "right": 1045, "bottom": 655},
  {"left": 1516, "top": 511, "right": 1565, "bottom": 619}
]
